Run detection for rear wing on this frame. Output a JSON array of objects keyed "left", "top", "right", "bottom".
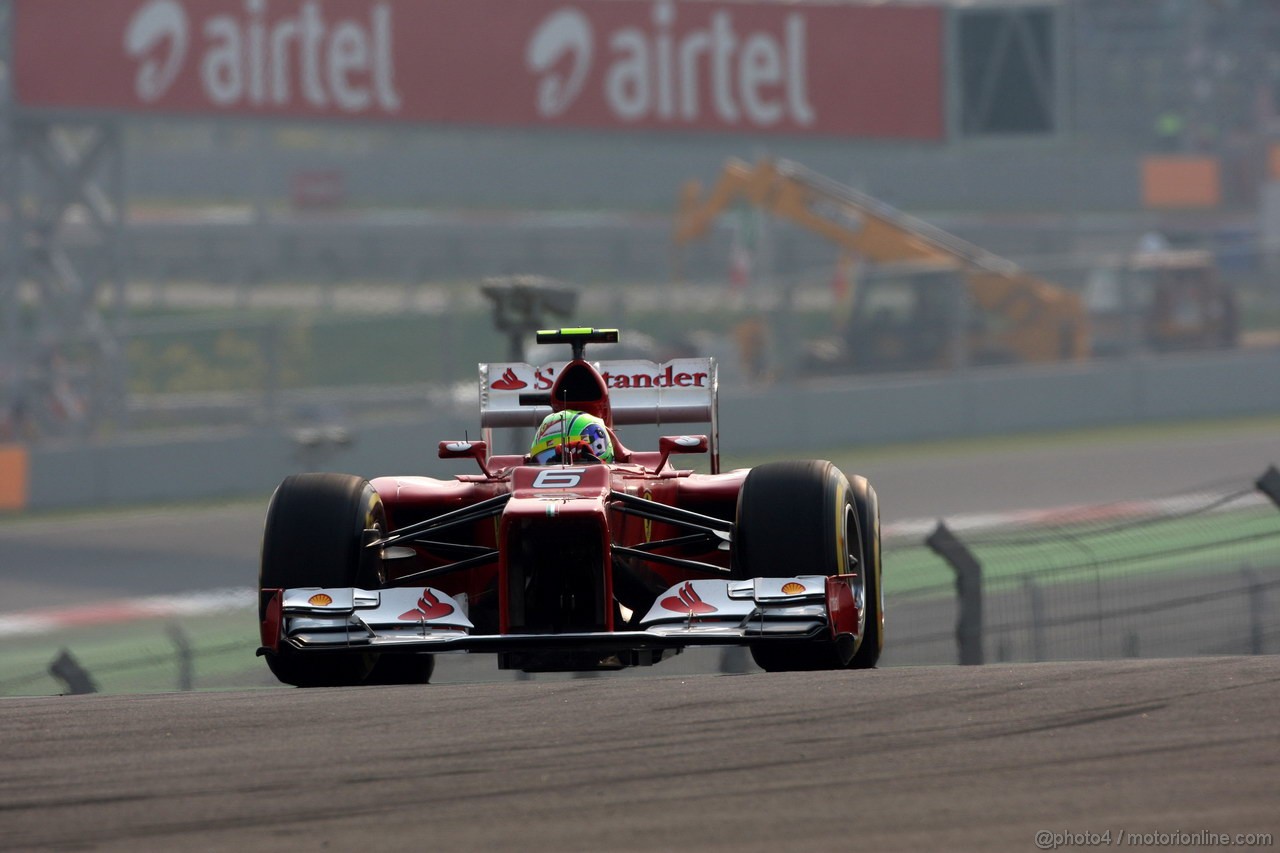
[{"left": 479, "top": 358, "right": 720, "bottom": 470}]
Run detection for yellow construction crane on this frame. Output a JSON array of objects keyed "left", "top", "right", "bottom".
[{"left": 675, "top": 157, "right": 1090, "bottom": 371}]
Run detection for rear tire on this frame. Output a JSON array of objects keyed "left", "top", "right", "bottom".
[
  {"left": 734, "top": 461, "right": 862, "bottom": 672},
  {"left": 260, "top": 473, "right": 406, "bottom": 687},
  {"left": 847, "top": 476, "right": 883, "bottom": 669}
]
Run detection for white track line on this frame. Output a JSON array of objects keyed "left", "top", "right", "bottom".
[
  {"left": 882, "top": 491, "right": 1264, "bottom": 539},
  {"left": 0, "top": 588, "right": 254, "bottom": 637}
]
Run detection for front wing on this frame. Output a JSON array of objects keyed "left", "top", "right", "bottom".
[{"left": 260, "top": 576, "right": 863, "bottom": 656}]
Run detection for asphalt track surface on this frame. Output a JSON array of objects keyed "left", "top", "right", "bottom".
[{"left": 3, "top": 657, "right": 1277, "bottom": 851}]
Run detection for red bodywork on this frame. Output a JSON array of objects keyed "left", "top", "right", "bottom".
[
  {"left": 368, "top": 354, "right": 744, "bottom": 647},
  {"left": 372, "top": 451, "right": 745, "bottom": 638}
]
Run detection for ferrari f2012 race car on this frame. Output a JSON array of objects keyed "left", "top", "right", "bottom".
[{"left": 258, "top": 328, "right": 882, "bottom": 685}]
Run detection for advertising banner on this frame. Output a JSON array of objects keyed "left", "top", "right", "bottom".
[{"left": 14, "top": 0, "right": 943, "bottom": 139}]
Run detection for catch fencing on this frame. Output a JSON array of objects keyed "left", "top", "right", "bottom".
[{"left": 883, "top": 466, "right": 1280, "bottom": 666}]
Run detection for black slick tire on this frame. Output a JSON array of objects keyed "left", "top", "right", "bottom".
[
  {"left": 259, "top": 472, "right": 413, "bottom": 687},
  {"left": 734, "top": 460, "right": 862, "bottom": 672}
]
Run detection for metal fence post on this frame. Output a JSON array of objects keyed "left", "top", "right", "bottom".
[
  {"left": 1256, "top": 465, "right": 1280, "bottom": 510},
  {"left": 168, "top": 623, "right": 194, "bottom": 691},
  {"left": 926, "top": 521, "right": 984, "bottom": 665},
  {"left": 48, "top": 649, "right": 97, "bottom": 695},
  {"left": 1026, "top": 579, "right": 1046, "bottom": 662},
  {"left": 1243, "top": 568, "right": 1265, "bottom": 656}
]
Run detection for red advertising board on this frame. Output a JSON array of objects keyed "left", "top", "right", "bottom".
[{"left": 13, "top": 0, "right": 943, "bottom": 139}]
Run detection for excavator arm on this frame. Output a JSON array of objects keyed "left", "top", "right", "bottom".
[
  {"left": 675, "top": 157, "right": 1089, "bottom": 365},
  {"left": 678, "top": 158, "right": 984, "bottom": 266}
]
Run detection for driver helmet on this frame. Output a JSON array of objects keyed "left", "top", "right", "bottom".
[{"left": 529, "top": 410, "right": 614, "bottom": 464}]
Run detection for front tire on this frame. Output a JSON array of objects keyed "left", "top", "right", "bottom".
[
  {"left": 364, "top": 654, "right": 436, "bottom": 685},
  {"left": 734, "top": 460, "right": 864, "bottom": 672},
  {"left": 260, "top": 473, "right": 409, "bottom": 687}
]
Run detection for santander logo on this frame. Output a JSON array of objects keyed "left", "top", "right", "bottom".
[
  {"left": 661, "top": 582, "right": 718, "bottom": 615},
  {"left": 122, "top": 0, "right": 402, "bottom": 114},
  {"left": 525, "top": 0, "right": 815, "bottom": 128},
  {"left": 489, "top": 363, "right": 710, "bottom": 392},
  {"left": 398, "top": 589, "right": 455, "bottom": 622},
  {"left": 491, "top": 368, "right": 529, "bottom": 391}
]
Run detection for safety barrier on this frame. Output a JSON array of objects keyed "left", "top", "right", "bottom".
[{"left": 883, "top": 466, "right": 1280, "bottom": 666}]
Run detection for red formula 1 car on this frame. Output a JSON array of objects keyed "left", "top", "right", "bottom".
[{"left": 258, "top": 328, "right": 882, "bottom": 685}]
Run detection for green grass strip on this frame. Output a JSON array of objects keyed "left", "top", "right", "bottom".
[
  {"left": 0, "top": 610, "right": 269, "bottom": 697},
  {"left": 885, "top": 506, "right": 1280, "bottom": 599}
]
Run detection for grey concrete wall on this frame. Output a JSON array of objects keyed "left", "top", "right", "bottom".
[
  {"left": 25, "top": 348, "right": 1280, "bottom": 510},
  {"left": 719, "top": 349, "right": 1280, "bottom": 452},
  {"left": 127, "top": 130, "right": 1141, "bottom": 215},
  {"left": 26, "top": 413, "right": 476, "bottom": 511}
]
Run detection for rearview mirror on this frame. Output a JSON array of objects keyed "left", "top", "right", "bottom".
[
  {"left": 438, "top": 440, "right": 493, "bottom": 477},
  {"left": 656, "top": 434, "right": 708, "bottom": 471},
  {"left": 438, "top": 439, "right": 487, "bottom": 459}
]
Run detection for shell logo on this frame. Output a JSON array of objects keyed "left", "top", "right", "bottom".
[
  {"left": 308, "top": 593, "right": 334, "bottom": 606},
  {"left": 781, "top": 582, "right": 806, "bottom": 595}
]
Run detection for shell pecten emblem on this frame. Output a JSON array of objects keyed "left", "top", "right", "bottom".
[
  {"left": 781, "top": 582, "right": 806, "bottom": 595},
  {"left": 307, "top": 593, "right": 334, "bottom": 606}
]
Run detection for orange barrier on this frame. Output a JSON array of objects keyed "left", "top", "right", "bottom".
[
  {"left": 1270, "top": 143, "right": 1280, "bottom": 181},
  {"left": 1141, "top": 155, "right": 1221, "bottom": 209},
  {"left": 0, "top": 444, "right": 29, "bottom": 511}
]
